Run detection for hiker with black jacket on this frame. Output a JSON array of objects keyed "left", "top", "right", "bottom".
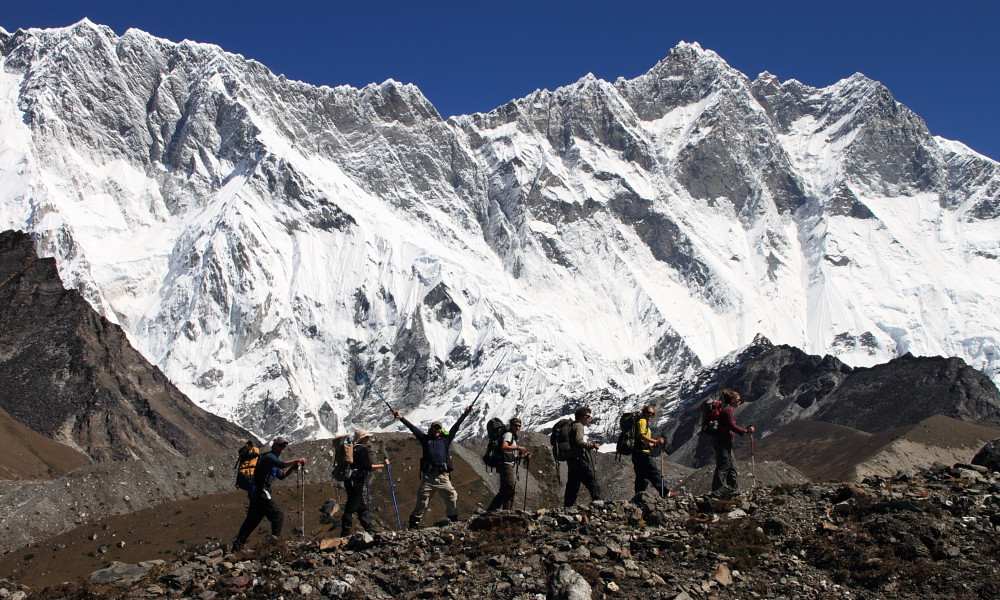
[
  {"left": 232, "top": 437, "right": 308, "bottom": 551},
  {"left": 565, "top": 406, "right": 602, "bottom": 507},
  {"left": 633, "top": 405, "right": 668, "bottom": 497},
  {"left": 340, "top": 429, "right": 389, "bottom": 537},
  {"left": 486, "top": 417, "right": 531, "bottom": 511},
  {"left": 711, "top": 389, "right": 755, "bottom": 497},
  {"left": 393, "top": 405, "right": 472, "bottom": 529}
]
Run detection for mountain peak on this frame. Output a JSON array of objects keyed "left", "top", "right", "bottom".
[{"left": 1, "top": 23, "right": 998, "bottom": 441}]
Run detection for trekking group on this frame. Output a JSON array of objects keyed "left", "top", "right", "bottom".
[{"left": 231, "top": 386, "right": 755, "bottom": 547}]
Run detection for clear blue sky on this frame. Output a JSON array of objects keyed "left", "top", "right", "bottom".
[{"left": 3, "top": 0, "right": 998, "bottom": 160}]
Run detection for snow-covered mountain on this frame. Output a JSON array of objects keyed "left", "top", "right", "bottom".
[{"left": 1, "top": 20, "right": 998, "bottom": 441}]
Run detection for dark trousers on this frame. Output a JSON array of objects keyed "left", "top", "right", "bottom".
[
  {"left": 712, "top": 435, "right": 738, "bottom": 492},
  {"left": 340, "top": 478, "right": 371, "bottom": 536},
  {"left": 564, "top": 459, "right": 601, "bottom": 507},
  {"left": 632, "top": 452, "right": 666, "bottom": 496},
  {"left": 487, "top": 462, "right": 517, "bottom": 511},
  {"left": 235, "top": 493, "right": 284, "bottom": 544}
]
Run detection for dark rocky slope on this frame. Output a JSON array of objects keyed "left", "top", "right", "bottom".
[
  {"left": 663, "top": 336, "right": 1000, "bottom": 468},
  {"left": 0, "top": 230, "right": 249, "bottom": 462}
]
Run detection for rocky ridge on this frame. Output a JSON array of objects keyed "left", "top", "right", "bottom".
[
  {"left": 10, "top": 462, "right": 1000, "bottom": 600},
  {"left": 661, "top": 336, "right": 1000, "bottom": 468}
]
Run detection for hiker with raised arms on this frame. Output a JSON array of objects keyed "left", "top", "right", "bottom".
[
  {"left": 565, "top": 406, "right": 602, "bottom": 507},
  {"left": 711, "top": 389, "right": 755, "bottom": 498},
  {"left": 486, "top": 417, "right": 531, "bottom": 511},
  {"left": 231, "top": 437, "right": 308, "bottom": 551},
  {"left": 339, "top": 429, "right": 389, "bottom": 537},
  {"left": 393, "top": 404, "right": 473, "bottom": 529}
]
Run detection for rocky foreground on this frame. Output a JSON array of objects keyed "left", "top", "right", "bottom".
[{"left": 6, "top": 462, "right": 1000, "bottom": 600}]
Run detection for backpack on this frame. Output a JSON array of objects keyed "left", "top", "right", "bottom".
[
  {"left": 482, "top": 417, "right": 508, "bottom": 471},
  {"left": 330, "top": 435, "right": 356, "bottom": 482},
  {"left": 615, "top": 411, "right": 640, "bottom": 457},
  {"left": 550, "top": 418, "right": 574, "bottom": 462},
  {"left": 234, "top": 444, "right": 259, "bottom": 491},
  {"left": 700, "top": 398, "right": 723, "bottom": 435}
]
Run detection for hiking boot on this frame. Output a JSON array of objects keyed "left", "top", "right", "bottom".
[
  {"left": 448, "top": 514, "right": 459, "bottom": 523},
  {"left": 230, "top": 538, "right": 245, "bottom": 552},
  {"left": 408, "top": 516, "right": 420, "bottom": 530}
]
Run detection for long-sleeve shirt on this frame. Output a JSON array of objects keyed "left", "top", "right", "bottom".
[
  {"left": 719, "top": 405, "right": 748, "bottom": 441},
  {"left": 570, "top": 421, "right": 596, "bottom": 468},
  {"left": 400, "top": 409, "right": 470, "bottom": 473}
]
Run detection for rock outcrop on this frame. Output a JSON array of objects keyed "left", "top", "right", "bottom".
[{"left": 0, "top": 230, "right": 250, "bottom": 462}]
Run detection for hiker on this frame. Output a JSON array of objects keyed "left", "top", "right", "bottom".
[
  {"left": 235, "top": 439, "right": 259, "bottom": 491},
  {"left": 565, "top": 406, "right": 601, "bottom": 507},
  {"left": 633, "top": 405, "right": 668, "bottom": 497},
  {"left": 232, "top": 437, "right": 308, "bottom": 551},
  {"left": 486, "top": 417, "right": 531, "bottom": 511},
  {"left": 392, "top": 405, "right": 472, "bottom": 529},
  {"left": 711, "top": 389, "right": 755, "bottom": 497},
  {"left": 340, "top": 429, "right": 389, "bottom": 537}
]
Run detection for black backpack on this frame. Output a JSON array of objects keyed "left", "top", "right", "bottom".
[
  {"left": 482, "top": 417, "right": 508, "bottom": 471},
  {"left": 700, "top": 398, "right": 723, "bottom": 435},
  {"left": 615, "top": 411, "right": 640, "bottom": 457},
  {"left": 550, "top": 418, "right": 574, "bottom": 462}
]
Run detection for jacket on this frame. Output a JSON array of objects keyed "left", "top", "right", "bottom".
[{"left": 401, "top": 409, "right": 470, "bottom": 474}]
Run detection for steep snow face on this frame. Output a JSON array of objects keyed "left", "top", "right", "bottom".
[{"left": 0, "top": 25, "right": 998, "bottom": 441}]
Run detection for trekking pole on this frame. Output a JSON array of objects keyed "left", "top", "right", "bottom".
[
  {"left": 750, "top": 432, "right": 757, "bottom": 490},
  {"left": 296, "top": 466, "right": 305, "bottom": 537},
  {"left": 470, "top": 350, "right": 509, "bottom": 406},
  {"left": 359, "top": 370, "right": 395, "bottom": 412},
  {"left": 366, "top": 473, "right": 371, "bottom": 513},
  {"left": 384, "top": 458, "right": 403, "bottom": 530},
  {"left": 659, "top": 448, "right": 664, "bottom": 498},
  {"left": 523, "top": 455, "right": 530, "bottom": 511}
]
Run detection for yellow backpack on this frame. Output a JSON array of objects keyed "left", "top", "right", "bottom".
[{"left": 235, "top": 444, "right": 259, "bottom": 490}]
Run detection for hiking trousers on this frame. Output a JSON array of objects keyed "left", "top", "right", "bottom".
[
  {"left": 564, "top": 458, "right": 601, "bottom": 507},
  {"left": 410, "top": 471, "right": 458, "bottom": 521},
  {"left": 632, "top": 452, "right": 667, "bottom": 496},
  {"left": 235, "top": 493, "right": 284, "bottom": 544},
  {"left": 486, "top": 462, "right": 517, "bottom": 511},
  {"left": 340, "top": 477, "right": 372, "bottom": 536},
  {"left": 712, "top": 434, "right": 738, "bottom": 492}
]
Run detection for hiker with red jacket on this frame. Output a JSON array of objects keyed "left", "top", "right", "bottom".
[{"left": 711, "top": 389, "right": 755, "bottom": 498}]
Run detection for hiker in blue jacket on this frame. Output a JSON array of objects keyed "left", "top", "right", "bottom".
[
  {"left": 393, "top": 405, "right": 472, "bottom": 529},
  {"left": 232, "top": 437, "right": 307, "bottom": 551}
]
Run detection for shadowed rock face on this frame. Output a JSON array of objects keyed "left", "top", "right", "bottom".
[
  {"left": 0, "top": 230, "right": 250, "bottom": 462},
  {"left": 663, "top": 337, "right": 1000, "bottom": 468}
]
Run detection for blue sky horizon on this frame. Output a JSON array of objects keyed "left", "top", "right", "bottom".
[{"left": 3, "top": 1, "right": 998, "bottom": 160}]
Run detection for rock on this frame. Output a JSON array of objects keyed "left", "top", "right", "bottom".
[
  {"left": 713, "top": 563, "right": 733, "bottom": 586},
  {"left": 319, "top": 537, "right": 349, "bottom": 551},
  {"left": 321, "top": 579, "right": 352, "bottom": 598},
  {"left": 89, "top": 561, "right": 151, "bottom": 586},
  {"left": 973, "top": 438, "right": 1000, "bottom": 471},
  {"left": 346, "top": 531, "right": 375, "bottom": 549},
  {"left": 551, "top": 563, "right": 592, "bottom": 600}
]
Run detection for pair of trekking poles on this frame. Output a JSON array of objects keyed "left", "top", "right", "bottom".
[{"left": 357, "top": 353, "right": 507, "bottom": 524}]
